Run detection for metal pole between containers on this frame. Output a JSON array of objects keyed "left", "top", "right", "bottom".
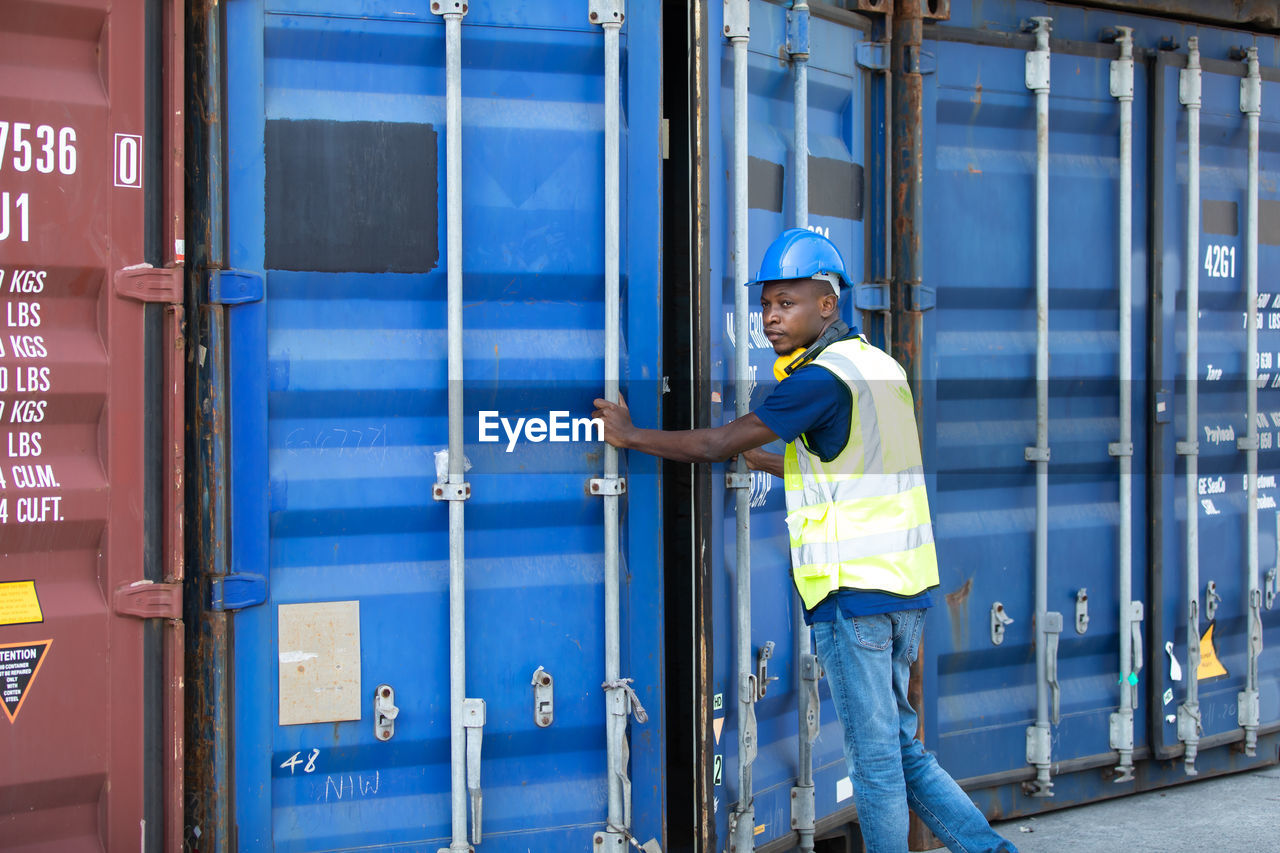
[
  {"left": 1176, "top": 36, "right": 1203, "bottom": 776},
  {"left": 882, "top": 30, "right": 893, "bottom": 358},
  {"left": 1238, "top": 46, "right": 1262, "bottom": 758},
  {"left": 195, "top": 1, "right": 232, "bottom": 844},
  {"left": 430, "top": 4, "right": 479, "bottom": 851},
  {"left": 725, "top": 1, "right": 756, "bottom": 849},
  {"left": 1023, "top": 16, "right": 1056, "bottom": 798},
  {"left": 787, "top": 4, "right": 816, "bottom": 851},
  {"left": 1108, "top": 27, "right": 1139, "bottom": 784}
]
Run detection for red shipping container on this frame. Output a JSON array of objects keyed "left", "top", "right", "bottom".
[{"left": 0, "top": 0, "right": 184, "bottom": 850}]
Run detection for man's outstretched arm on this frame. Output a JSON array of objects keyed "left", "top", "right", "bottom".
[{"left": 592, "top": 396, "right": 779, "bottom": 464}]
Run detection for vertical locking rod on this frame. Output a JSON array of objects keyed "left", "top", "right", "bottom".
[
  {"left": 788, "top": 4, "right": 816, "bottom": 850},
  {"left": 588, "top": 1, "right": 643, "bottom": 848},
  {"left": 1108, "top": 27, "right": 1138, "bottom": 784},
  {"left": 1176, "top": 36, "right": 1204, "bottom": 775},
  {"left": 432, "top": 3, "right": 477, "bottom": 850},
  {"left": 1022, "top": 16, "right": 1055, "bottom": 798},
  {"left": 725, "top": 0, "right": 755, "bottom": 849},
  {"left": 1238, "top": 46, "right": 1263, "bottom": 757}
]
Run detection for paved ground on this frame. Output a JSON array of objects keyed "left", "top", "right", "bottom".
[{"left": 990, "top": 763, "right": 1280, "bottom": 852}]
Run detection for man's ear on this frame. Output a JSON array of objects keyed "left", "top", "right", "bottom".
[{"left": 819, "top": 291, "right": 839, "bottom": 318}]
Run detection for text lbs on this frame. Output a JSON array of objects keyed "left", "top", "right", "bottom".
[
  {"left": 7, "top": 431, "right": 40, "bottom": 458},
  {"left": 15, "top": 367, "right": 49, "bottom": 393},
  {"left": 6, "top": 301, "right": 39, "bottom": 327}
]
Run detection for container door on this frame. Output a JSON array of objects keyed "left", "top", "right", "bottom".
[
  {"left": 221, "top": 1, "right": 664, "bottom": 849},
  {"left": 1153, "top": 52, "right": 1280, "bottom": 760},
  {"left": 0, "top": 0, "right": 183, "bottom": 850},
  {"left": 708, "top": 3, "right": 871, "bottom": 846},
  {"left": 917, "top": 21, "right": 1153, "bottom": 797}
]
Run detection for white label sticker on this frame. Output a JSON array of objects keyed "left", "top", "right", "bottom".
[
  {"left": 836, "top": 776, "right": 854, "bottom": 803},
  {"left": 278, "top": 600, "right": 361, "bottom": 726}
]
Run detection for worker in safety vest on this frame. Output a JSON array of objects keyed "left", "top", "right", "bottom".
[{"left": 593, "top": 228, "right": 1017, "bottom": 853}]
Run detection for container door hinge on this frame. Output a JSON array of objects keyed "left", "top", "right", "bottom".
[
  {"left": 855, "top": 279, "right": 934, "bottom": 311},
  {"left": 207, "top": 269, "right": 265, "bottom": 305},
  {"left": 908, "top": 282, "right": 936, "bottom": 312},
  {"left": 904, "top": 45, "right": 937, "bottom": 76},
  {"left": 115, "top": 264, "right": 183, "bottom": 304},
  {"left": 855, "top": 280, "right": 889, "bottom": 312},
  {"left": 855, "top": 41, "right": 889, "bottom": 71},
  {"left": 114, "top": 580, "right": 182, "bottom": 620},
  {"left": 210, "top": 572, "right": 268, "bottom": 612}
]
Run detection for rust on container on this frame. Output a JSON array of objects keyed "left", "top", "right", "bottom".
[
  {"left": 0, "top": 0, "right": 184, "bottom": 849},
  {"left": 892, "top": 3, "right": 939, "bottom": 851},
  {"left": 183, "top": 0, "right": 235, "bottom": 845}
]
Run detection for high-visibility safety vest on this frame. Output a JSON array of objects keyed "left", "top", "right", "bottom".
[{"left": 783, "top": 336, "right": 940, "bottom": 610}]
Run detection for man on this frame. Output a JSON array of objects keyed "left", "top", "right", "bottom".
[{"left": 592, "top": 229, "right": 1016, "bottom": 853}]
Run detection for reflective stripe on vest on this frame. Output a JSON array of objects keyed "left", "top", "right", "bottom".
[{"left": 783, "top": 337, "right": 940, "bottom": 610}]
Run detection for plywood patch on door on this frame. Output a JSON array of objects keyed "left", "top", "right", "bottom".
[{"left": 278, "top": 601, "right": 361, "bottom": 726}]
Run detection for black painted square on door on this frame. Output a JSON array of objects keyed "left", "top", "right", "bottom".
[{"left": 265, "top": 119, "right": 439, "bottom": 273}]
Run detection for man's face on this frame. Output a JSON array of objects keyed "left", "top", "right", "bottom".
[{"left": 760, "top": 278, "right": 839, "bottom": 355}]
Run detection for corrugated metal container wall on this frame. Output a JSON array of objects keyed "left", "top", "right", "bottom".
[
  {"left": 0, "top": 0, "right": 185, "bottom": 851},
  {"left": 198, "top": 0, "right": 664, "bottom": 849},
  {"left": 1150, "top": 17, "right": 1280, "bottom": 778},
  {"left": 704, "top": 2, "right": 878, "bottom": 849},
  {"left": 916, "top": 0, "right": 1280, "bottom": 819}
]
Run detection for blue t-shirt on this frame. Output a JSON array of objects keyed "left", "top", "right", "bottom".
[{"left": 753, "top": 336, "right": 934, "bottom": 624}]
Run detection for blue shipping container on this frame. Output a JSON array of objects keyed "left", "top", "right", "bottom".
[
  {"left": 208, "top": 1, "right": 665, "bottom": 849},
  {"left": 185, "top": 1, "right": 1280, "bottom": 850}
]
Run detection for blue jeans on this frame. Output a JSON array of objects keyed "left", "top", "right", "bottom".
[{"left": 812, "top": 608, "right": 1018, "bottom": 853}]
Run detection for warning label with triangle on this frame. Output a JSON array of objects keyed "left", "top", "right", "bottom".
[
  {"left": 0, "top": 639, "right": 51, "bottom": 723},
  {"left": 1197, "top": 624, "right": 1228, "bottom": 681}
]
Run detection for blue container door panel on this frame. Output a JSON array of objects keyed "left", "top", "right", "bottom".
[
  {"left": 920, "top": 35, "right": 1150, "bottom": 780},
  {"left": 1159, "top": 61, "right": 1280, "bottom": 747},
  {"left": 708, "top": 2, "right": 869, "bottom": 846},
  {"left": 224, "top": 1, "right": 664, "bottom": 850}
]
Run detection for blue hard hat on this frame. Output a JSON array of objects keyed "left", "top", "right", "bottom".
[{"left": 745, "top": 228, "right": 853, "bottom": 289}]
